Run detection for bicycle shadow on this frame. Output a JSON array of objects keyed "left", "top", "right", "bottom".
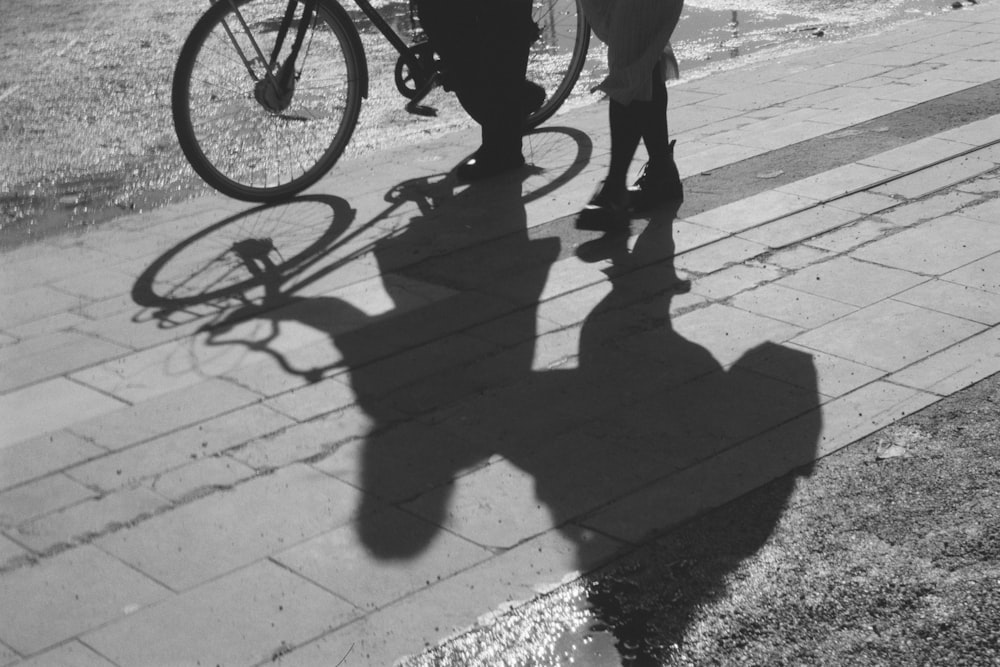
[{"left": 133, "top": 127, "right": 821, "bottom": 661}]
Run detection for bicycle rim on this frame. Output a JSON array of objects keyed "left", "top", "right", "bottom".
[
  {"left": 173, "top": 0, "right": 363, "bottom": 202},
  {"left": 525, "top": 0, "right": 590, "bottom": 129}
]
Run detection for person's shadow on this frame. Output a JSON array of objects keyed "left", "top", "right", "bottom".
[{"left": 202, "top": 168, "right": 821, "bottom": 662}]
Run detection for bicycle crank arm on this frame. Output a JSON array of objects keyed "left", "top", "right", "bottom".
[{"left": 403, "top": 71, "right": 440, "bottom": 117}]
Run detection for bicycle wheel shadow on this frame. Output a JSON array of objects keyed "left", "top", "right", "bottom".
[{"left": 130, "top": 127, "right": 821, "bottom": 662}]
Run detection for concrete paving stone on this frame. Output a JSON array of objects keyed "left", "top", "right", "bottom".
[
  {"left": 739, "top": 204, "right": 862, "bottom": 249},
  {"left": 685, "top": 190, "right": 817, "bottom": 235},
  {"left": 50, "top": 265, "right": 134, "bottom": 302},
  {"left": 5, "top": 311, "right": 90, "bottom": 339},
  {"left": 776, "top": 255, "right": 927, "bottom": 307},
  {"left": 934, "top": 58, "right": 1000, "bottom": 84},
  {"left": 777, "top": 163, "right": 899, "bottom": 201},
  {"left": 876, "top": 190, "right": 979, "bottom": 226},
  {"left": 688, "top": 262, "right": 784, "bottom": 300},
  {"left": 529, "top": 282, "right": 612, "bottom": 329},
  {"left": 878, "top": 61, "right": 942, "bottom": 80},
  {"left": 67, "top": 403, "right": 292, "bottom": 492},
  {"left": 674, "top": 237, "right": 771, "bottom": 277},
  {"left": 889, "top": 325, "right": 1000, "bottom": 396},
  {"left": 942, "top": 252, "right": 1000, "bottom": 293},
  {"left": 12, "top": 486, "right": 169, "bottom": 554},
  {"left": 82, "top": 559, "right": 359, "bottom": 667},
  {"left": 274, "top": 528, "right": 624, "bottom": 666},
  {"left": 746, "top": 342, "right": 886, "bottom": 399},
  {"left": 0, "top": 644, "right": 14, "bottom": 666},
  {"left": 68, "top": 377, "right": 263, "bottom": 452},
  {"left": 783, "top": 61, "right": 891, "bottom": 87},
  {"left": 0, "top": 533, "right": 29, "bottom": 569},
  {"left": 956, "top": 195, "right": 1000, "bottom": 222},
  {"left": 97, "top": 463, "right": 365, "bottom": 591},
  {"left": 763, "top": 244, "right": 834, "bottom": 271},
  {"left": 792, "top": 299, "right": 985, "bottom": 372},
  {"left": 0, "top": 378, "right": 127, "bottom": 450},
  {"left": 0, "top": 330, "right": 130, "bottom": 394},
  {"left": 730, "top": 283, "right": 858, "bottom": 329},
  {"left": 807, "top": 96, "right": 913, "bottom": 127},
  {"left": 901, "top": 28, "right": 997, "bottom": 54},
  {"left": 275, "top": 507, "right": 492, "bottom": 611},
  {"left": 826, "top": 191, "right": 899, "bottom": 215},
  {"left": 0, "top": 286, "right": 84, "bottom": 330},
  {"left": 805, "top": 218, "right": 898, "bottom": 253},
  {"left": 0, "top": 544, "right": 169, "bottom": 655},
  {"left": 935, "top": 112, "right": 1000, "bottom": 145},
  {"left": 70, "top": 303, "right": 210, "bottom": 351},
  {"left": 859, "top": 136, "right": 978, "bottom": 172},
  {"left": 309, "top": 419, "right": 481, "bottom": 503},
  {"left": 583, "top": 379, "right": 937, "bottom": 544},
  {"left": 874, "top": 75, "right": 978, "bottom": 105},
  {"left": 845, "top": 48, "right": 935, "bottom": 68},
  {"left": 229, "top": 412, "right": 371, "bottom": 471},
  {"left": 145, "top": 455, "right": 257, "bottom": 502},
  {"left": 223, "top": 338, "right": 353, "bottom": 397},
  {"left": 697, "top": 81, "right": 831, "bottom": 113},
  {"left": 678, "top": 142, "right": 769, "bottom": 177},
  {"left": 6, "top": 641, "right": 116, "bottom": 667},
  {"left": 667, "top": 303, "right": 803, "bottom": 368},
  {"left": 0, "top": 430, "right": 103, "bottom": 493},
  {"left": 671, "top": 218, "right": 730, "bottom": 253},
  {"left": 873, "top": 154, "right": 996, "bottom": 199},
  {"left": 851, "top": 215, "right": 1000, "bottom": 275},
  {"left": 0, "top": 474, "right": 94, "bottom": 529},
  {"left": 264, "top": 376, "right": 358, "bottom": 422},
  {"left": 69, "top": 319, "right": 328, "bottom": 404},
  {"left": 403, "top": 458, "right": 556, "bottom": 550},
  {"left": 894, "top": 279, "right": 1000, "bottom": 325},
  {"left": 955, "top": 172, "right": 1000, "bottom": 195},
  {"left": 580, "top": 404, "right": 824, "bottom": 544}
]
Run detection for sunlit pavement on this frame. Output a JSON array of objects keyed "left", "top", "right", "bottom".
[{"left": 2, "top": 4, "right": 1000, "bottom": 665}]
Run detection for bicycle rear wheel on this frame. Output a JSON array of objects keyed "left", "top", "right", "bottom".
[
  {"left": 173, "top": 0, "right": 364, "bottom": 202},
  {"left": 525, "top": 0, "right": 590, "bottom": 129}
]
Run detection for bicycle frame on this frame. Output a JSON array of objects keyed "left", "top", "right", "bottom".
[{"left": 213, "top": 0, "right": 431, "bottom": 108}]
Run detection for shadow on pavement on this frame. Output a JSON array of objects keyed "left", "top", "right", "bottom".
[{"left": 131, "top": 124, "right": 820, "bottom": 661}]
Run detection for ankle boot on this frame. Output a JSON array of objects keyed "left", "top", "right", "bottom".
[{"left": 629, "top": 140, "right": 683, "bottom": 212}]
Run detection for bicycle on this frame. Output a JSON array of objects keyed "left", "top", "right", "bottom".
[{"left": 172, "top": 0, "right": 590, "bottom": 203}]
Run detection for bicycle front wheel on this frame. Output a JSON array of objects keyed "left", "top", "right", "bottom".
[
  {"left": 525, "top": 0, "right": 590, "bottom": 129},
  {"left": 173, "top": 0, "right": 364, "bottom": 202}
]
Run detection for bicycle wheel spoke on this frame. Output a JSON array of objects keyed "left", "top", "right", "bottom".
[{"left": 174, "top": 0, "right": 362, "bottom": 201}]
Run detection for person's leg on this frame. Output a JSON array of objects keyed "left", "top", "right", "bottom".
[
  {"left": 453, "top": 0, "right": 535, "bottom": 180},
  {"left": 641, "top": 61, "right": 670, "bottom": 165},
  {"left": 631, "top": 61, "right": 683, "bottom": 208},
  {"left": 591, "top": 97, "right": 642, "bottom": 208}
]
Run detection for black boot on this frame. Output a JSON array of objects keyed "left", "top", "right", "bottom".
[{"left": 629, "top": 140, "right": 683, "bottom": 212}]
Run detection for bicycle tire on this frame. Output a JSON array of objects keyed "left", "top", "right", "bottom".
[
  {"left": 524, "top": 0, "right": 590, "bottom": 130},
  {"left": 173, "top": 0, "right": 365, "bottom": 202}
]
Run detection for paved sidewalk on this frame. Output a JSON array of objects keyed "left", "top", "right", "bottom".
[{"left": 2, "top": 4, "right": 1000, "bottom": 665}]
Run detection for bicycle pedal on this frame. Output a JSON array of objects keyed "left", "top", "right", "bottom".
[{"left": 405, "top": 102, "right": 438, "bottom": 117}]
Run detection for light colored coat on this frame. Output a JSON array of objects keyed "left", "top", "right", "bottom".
[{"left": 579, "top": 0, "right": 684, "bottom": 104}]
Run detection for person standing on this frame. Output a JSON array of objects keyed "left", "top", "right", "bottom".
[
  {"left": 579, "top": 0, "right": 685, "bottom": 217},
  {"left": 415, "top": 0, "right": 544, "bottom": 181}
]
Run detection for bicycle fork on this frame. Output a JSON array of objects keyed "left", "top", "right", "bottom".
[{"left": 212, "top": 0, "right": 317, "bottom": 113}]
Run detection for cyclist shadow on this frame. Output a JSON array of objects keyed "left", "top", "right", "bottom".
[{"left": 200, "top": 169, "right": 821, "bottom": 662}]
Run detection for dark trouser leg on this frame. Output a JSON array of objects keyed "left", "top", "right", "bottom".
[
  {"left": 640, "top": 62, "right": 671, "bottom": 165},
  {"left": 603, "top": 98, "right": 643, "bottom": 197}
]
